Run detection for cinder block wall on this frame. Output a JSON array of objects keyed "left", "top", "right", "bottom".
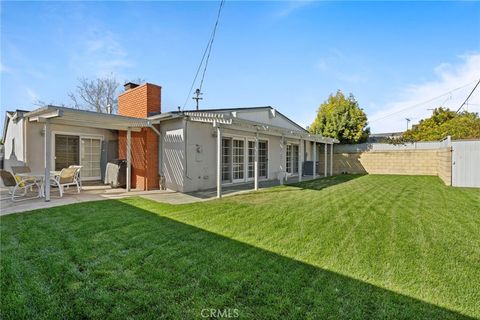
[
  {"left": 436, "top": 148, "right": 452, "bottom": 185},
  {"left": 117, "top": 83, "right": 161, "bottom": 190},
  {"left": 330, "top": 148, "right": 452, "bottom": 185}
]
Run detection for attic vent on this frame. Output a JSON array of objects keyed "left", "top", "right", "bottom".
[{"left": 269, "top": 108, "right": 276, "bottom": 118}]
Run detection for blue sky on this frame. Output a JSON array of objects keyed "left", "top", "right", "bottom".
[{"left": 1, "top": 1, "right": 479, "bottom": 133}]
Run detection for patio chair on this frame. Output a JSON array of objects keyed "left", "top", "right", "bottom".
[
  {"left": 50, "top": 167, "right": 80, "bottom": 197},
  {"left": 68, "top": 165, "right": 83, "bottom": 188},
  {"left": 0, "top": 169, "right": 42, "bottom": 202},
  {"left": 11, "top": 165, "right": 32, "bottom": 187}
]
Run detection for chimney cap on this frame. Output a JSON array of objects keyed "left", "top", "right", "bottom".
[{"left": 124, "top": 82, "right": 139, "bottom": 91}]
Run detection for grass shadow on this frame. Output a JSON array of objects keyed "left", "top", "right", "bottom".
[
  {"left": 0, "top": 199, "right": 474, "bottom": 319},
  {"left": 286, "top": 174, "right": 365, "bottom": 191}
]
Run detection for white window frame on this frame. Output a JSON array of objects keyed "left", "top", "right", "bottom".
[
  {"left": 286, "top": 142, "right": 299, "bottom": 176},
  {"left": 221, "top": 133, "right": 270, "bottom": 185}
]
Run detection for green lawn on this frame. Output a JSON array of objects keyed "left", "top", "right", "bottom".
[{"left": 1, "top": 175, "right": 479, "bottom": 319}]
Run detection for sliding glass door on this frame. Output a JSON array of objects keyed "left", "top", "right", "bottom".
[
  {"left": 54, "top": 134, "right": 102, "bottom": 180},
  {"left": 81, "top": 138, "right": 102, "bottom": 179},
  {"left": 55, "top": 135, "right": 79, "bottom": 170}
]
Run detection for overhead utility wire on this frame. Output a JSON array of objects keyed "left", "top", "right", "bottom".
[
  {"left": 199, "top": 0, "right": 225, "bottom": 92},
  {"left": 369, "top": 80, "right": 478, "bottom": 124},
  {"left": 182, "top": 0, "right": 225, "bottom": 110},
  {"left": 456, "top": 78, "right": 480, "bottom": 113}
]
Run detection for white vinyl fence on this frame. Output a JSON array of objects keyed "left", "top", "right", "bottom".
[{"left": 451, "top": 140, "right": 480, "bottom": 188}]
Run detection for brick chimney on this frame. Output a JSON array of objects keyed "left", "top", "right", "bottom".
[
  {"left": 118, "top": 82, "right": 161, "bottom": 118},
  {"left": 118, "top": 82, "right": 162, "bottom": 191}
]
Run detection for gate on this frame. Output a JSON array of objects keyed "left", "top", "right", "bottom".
[{"left": 452, "top": 141, "right": 480, "bottom": 188}]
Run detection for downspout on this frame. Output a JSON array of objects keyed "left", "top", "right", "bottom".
[
  {"left": 183, "top": 118, "right": 191, "bottom": 181},
  {"left": 23, "top": 117, "right": 27, "bottom": 163}
]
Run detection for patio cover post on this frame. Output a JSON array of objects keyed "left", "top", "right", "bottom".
[
  {"left": 280, "top": 136, "right": 285, "bottom": 185},
  {"left": 216, "top": 126, "right": 222, "bottom": 198},
  {"left": 254, "top": 132, "right": 259, "bottom": 190},
  {"left": 324, "top": 143, "right": 328, "bottom": 177},
  {"left": 312, "top": 141, "right": 316, "bottom": 177},
  {"left": 330, "top": 143, "right": 333, "bottom": 176},
  {"left": 126, "top": 128, "right": 131, "bottom": 192},
  {"left": 298, "top": 139, "right": 303, "bottom": 182},
  {"left": 43, "top": 120, "right": 51, "bottom": 202}
]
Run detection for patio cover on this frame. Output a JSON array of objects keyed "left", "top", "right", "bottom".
[{"left": 25, "top": 105, "right": 159, "bottom": 201}]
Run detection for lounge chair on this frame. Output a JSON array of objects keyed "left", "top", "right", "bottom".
[
  {"left": 0, "top": 169, "right": 42, "bottom": 202},
  {"left": 68, "top": 165, "right": 83, "bottom": 188},
  {"left": 50, "top": 167, "right": 80, "bottom": 197}
]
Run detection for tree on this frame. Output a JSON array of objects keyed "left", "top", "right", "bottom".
[
  {"left": 309, "top": 90, "right": 369, "bottom": 144},
  {"left": 401, "top": 107, "right": 480, "bottom": 141},
  {"left": 68, "top": 76, "right": 120, "bottom": 114}
]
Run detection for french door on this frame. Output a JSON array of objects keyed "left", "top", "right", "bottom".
[
  {"left": 232, "top": 139, "right": 245, "bottom": 182},
  {"left": 247, "top": 140, "right": 268, "bottom": 179},
  {"left": 286, "top": 144, "right": 299, "bottom": 174},
  {"left": 223, "top": 137, "right": 268, "bottom": 183}
]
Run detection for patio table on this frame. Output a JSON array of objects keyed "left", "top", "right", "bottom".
[{"left": 16, "top": 172, "right": 46, "bottom": 197}]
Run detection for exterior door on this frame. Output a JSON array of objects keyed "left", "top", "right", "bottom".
[
  {"left": 258, "top": 141, "right": 268, "bottom": 178},
  {"left": 232, "top": 139, "right": 245, "bottom": 182},
  {"left": 222, "top": 138, "right": 232, "bottom": 182},
  {"left": 80, "top": 138, "right": 102, "bottom": 180}
]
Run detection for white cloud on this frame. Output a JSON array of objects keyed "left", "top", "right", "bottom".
[
  {"left": 70, "top": 30, "right": 132, "bottom": 77},
  {"left": 368, "top": 53, "right": 480, "bottom": 133},
  {"left": 276, "top": 0, "right": 314, "bottom": 17}
]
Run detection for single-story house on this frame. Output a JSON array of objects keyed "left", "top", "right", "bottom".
[{"left": 2, "top": 82, "right": 338, "bottom": 200}]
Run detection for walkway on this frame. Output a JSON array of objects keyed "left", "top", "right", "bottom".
[{"left": 1, "top": 175, "right": 317, "bottom": 216}]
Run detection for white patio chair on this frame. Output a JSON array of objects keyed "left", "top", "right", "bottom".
[
  {"left": 0, "top": 169, "right": 42, "bottom": 202},
  {"left": 50, "top": 167, "right": 80, "bottom": 197},
  {"left": 68, "top": 165, "right": 83, "bottom": 188}
]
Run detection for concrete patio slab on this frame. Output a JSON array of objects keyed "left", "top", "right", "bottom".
[{"left": 0, "top": 176, "right": 315, "bottom": 216}]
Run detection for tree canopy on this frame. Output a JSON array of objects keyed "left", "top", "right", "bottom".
[
  {"left": 402, "top": 107, "right": 480, "bottom": 141},
  {"left": 309, "top": 90, "right": 369, "bottom": 144}
]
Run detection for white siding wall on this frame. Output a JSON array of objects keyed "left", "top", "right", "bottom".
[
  {"left": 183, "top": 120, "right": 305, "bottom": 192},
  {"left": 160, "top": 119, "right": 186, "bottom": 192}
]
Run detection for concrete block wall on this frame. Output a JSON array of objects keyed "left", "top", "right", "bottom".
[
  {"left": 331, "top": 148, "right": 453, "bottom": 185},
  {"left": 436, "top": 147, "right": 452, "bottom": 185}
]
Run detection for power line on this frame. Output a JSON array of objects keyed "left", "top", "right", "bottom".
[
  {"left": 182, "top": 0, "right": 225, "bottom": 110},
  {"left": 199, "top": 0, "right": 225, "bottom": 92},
  {"left": 456, "top": 78, "right": 480, "bottom": 113},
  {"left": 369, "top": 80, "right": 478, "bottom": 124}
]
